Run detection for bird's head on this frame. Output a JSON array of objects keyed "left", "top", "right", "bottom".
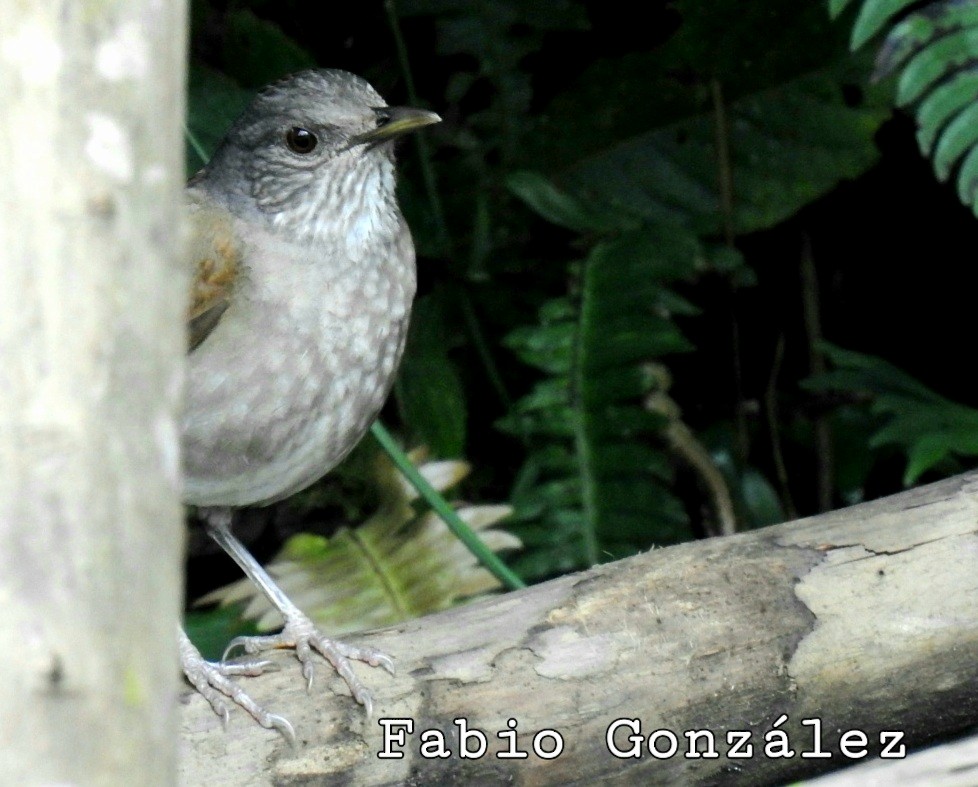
[{"left": 197, "top": 69, "right": 440, "bottom": 244}]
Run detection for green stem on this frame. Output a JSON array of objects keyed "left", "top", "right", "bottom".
[
  {"left": 382, "top": 2, "right": 526, "bottom": 577},
  {"left": 710, "top": 78, "right": 749, "bottom": 463},
  {"left": 384, "top": 0, "right": 450, "bottom": 255},
  {"left": 370, "top": 421, "right": 526, "bottom": 590},
  {"left": 185, "top": 125, "right": 209, "bottom": 168},
  {"left": 385, "top": 0, "right": 517, "bottom": 412},
  {"left": 571, "top": 255, "right": 601, "bottom": 567}
]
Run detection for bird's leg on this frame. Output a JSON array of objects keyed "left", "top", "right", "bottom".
[
  {"left": 201, "top": 507, "right": 395, "bottom": 718},
  {"left": 179, "top": 626, "right": 295, "bottom": 744}
]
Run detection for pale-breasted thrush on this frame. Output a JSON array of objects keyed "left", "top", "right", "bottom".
[{"left": 178, "top": 68, "right": 440, "bottom": 740}]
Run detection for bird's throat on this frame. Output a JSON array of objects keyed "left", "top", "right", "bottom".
[{"left": 270, "top": 154, "right": 399, "bottom": 254}]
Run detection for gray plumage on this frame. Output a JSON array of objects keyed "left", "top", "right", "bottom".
[
  {"left": 183, "top": 69, "right": 423, "bottom": 507},
  {"left": 178, "top": 69, "right": 439, "bottom": 739}
]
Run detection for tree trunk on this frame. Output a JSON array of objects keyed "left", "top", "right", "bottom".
[
  {"left": 178, "top": 471, "right": 978, "bottom": 785},
  {"left": 0, "top": 1, "right": 187, "bottom": 783}
]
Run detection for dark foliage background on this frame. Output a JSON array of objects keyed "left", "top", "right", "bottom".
[{"left": 185, "top": 0, "right": 978, "bottom": 645}]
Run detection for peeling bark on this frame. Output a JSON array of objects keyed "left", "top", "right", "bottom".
[{"left": 179, "top": 473, "right": 978, "bottom": 786}]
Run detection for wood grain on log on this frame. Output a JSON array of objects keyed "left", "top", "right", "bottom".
[{"left": 180, "top": 472, "right": 978, "bottom": 785}]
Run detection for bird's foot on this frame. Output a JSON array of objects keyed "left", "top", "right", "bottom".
[
  {"left": 180, "top": 629, "right": 295, "bottom": 745},
  {"left": 223, "top": 613, "right": 394, "bottom": 718}
]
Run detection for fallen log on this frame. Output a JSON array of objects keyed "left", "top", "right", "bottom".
[{"left": 179, "top": 471, "right": 978, "bottom": 785}]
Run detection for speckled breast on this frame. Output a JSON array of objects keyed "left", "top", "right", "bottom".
[{"left": 181, "top": 229, "right": 416, "bottom": 508}]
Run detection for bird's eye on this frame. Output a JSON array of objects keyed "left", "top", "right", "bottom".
[{"left": 285, "top": 127, "right": 318, "bottom": 154}]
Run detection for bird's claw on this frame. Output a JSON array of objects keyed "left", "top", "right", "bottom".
[
  {"left": 265, "top": 713, "right": 297, "bottom": 747},
  {"left": 220, "top": 614, "right": 393, "bottom": 717},
  {"left": 180, "top": 630, "right": 295, "bottom": 746}
]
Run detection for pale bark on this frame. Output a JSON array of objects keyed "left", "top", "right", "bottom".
[
  {"left": 179, "top": 472, "right": 978, "bottom": 785},
  {"left": 0, "top": 2, "right": 187, "bottom": 784}
]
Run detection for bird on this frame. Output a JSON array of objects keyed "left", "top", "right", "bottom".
[{"left": 177, "top": 68, "right": 440, "bottom": 742}]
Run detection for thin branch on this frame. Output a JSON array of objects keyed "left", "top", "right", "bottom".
[
  {"left": 711, "top": 77, "right": 748, "bottom": 461},
  {"left": 646, "top": 386, "right": 737, "bottom": 536},
  {"left": 711, "top": 78, "right": 736, "bottom": 249},
  {"left": 800, "top": 234, "right": 834, "bottom": 512},
  {"left": 765, "top": 335, "right": 798, "bottom": 520}
]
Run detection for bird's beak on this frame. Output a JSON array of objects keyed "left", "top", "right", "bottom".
[{"left": 352, "top": 106, "right": 441, "bottom": 146}]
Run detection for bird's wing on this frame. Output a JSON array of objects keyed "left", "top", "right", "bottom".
[{"left": 186, "top": 191, "right": 242, "bottom": 352}]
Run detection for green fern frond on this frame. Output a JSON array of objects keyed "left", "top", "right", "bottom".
[
  {"left": 197, "top": 448, "right": 519, "bottom": 635},
  {"left": 496, "top": 204, "right": 697, "bottom": 580},
  {"left": 843, "top": 0, "right": 921, "bottom": 49},
  {"left": 838, "top": 0, "right": 978, "bottom": 216},
  {"left": 805, "top": 343, "right": 978, "bottom": 485},
  {"left": 917, "top": 70, "right": 978, "bottom": 152},
  {"left": 501, "top": 54, "right": 894, "bottom": 579}
]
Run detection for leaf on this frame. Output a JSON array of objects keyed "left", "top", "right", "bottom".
[
  {"left": 198, "top": 451, "right": 519, "bottom": 635},
  {"left": 916, "top": 69, "right": 978, "bottom": 154},
  {"left": 739, "top": 469, "right": 785, "bottom": 528},
  {"left": 806, "top": 342, "right": 946, "bottom": 401},
  {"left": 932, "top": 101, "right": 978, "bottom": 180},
  {"left": 701, "top": 422, "right": 785, "bottom": 529},
  {"left": 836, "top": 0, "right": 978, "bottom": 215},
  {"left": 221, "top": 10, "right": 316, "bottom": 88},
  {"left": 828, "top": 406, "right": 878, "bottom": 502},
  {"left": 956, "top": 143, "right": 978, "bottom": 207},
  {"left": 663, "top": 2, "right": 848, "bottom": 92},
  {"left": 501, "top": 227, "right": 699, "bottom": 580},
  {"left": 184, "top": 607, "right": 258, "bottom": 662},
  {"left": 185, "top": 64, "right": 251, "bottom": 172},
  {"left": 507, "top": 172, "right": 626, "bottom": 233},
  {"left": 896, "top": 27, "right": 978, "bottom": 106},
  {"left": 554, "top": 58, "right": 891, "bottom": 238},
  {"left": 398, "top": 0, "right": 587, "bottom": 160},
  {"left": 806, "top": 343, "right": 978, "bottom": 486},
  {"left": 850, "top": 0, "right": 920, "bottom": 49},
  {"left": 831, "top": 0, "right": 858, "bottom": 20}
]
